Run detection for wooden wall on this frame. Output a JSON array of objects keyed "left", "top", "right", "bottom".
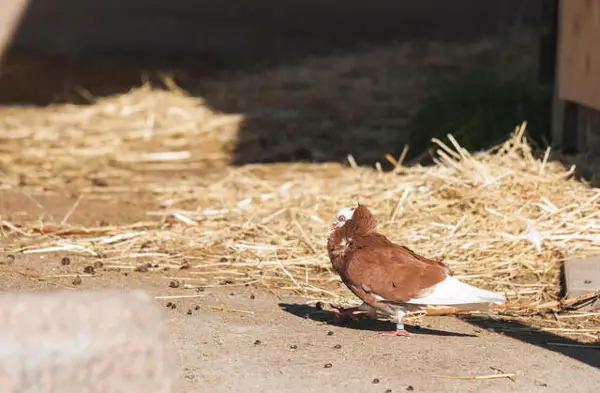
[{"left": 557, "top": 0, "right": 600, "bottom": 111}]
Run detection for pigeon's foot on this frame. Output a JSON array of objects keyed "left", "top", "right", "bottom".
[
  {"left": 379, "top": 323, "right": 411, "bottom": 337},
  {"left": 331, "top": 306, "right": 361, "bottom": 322},
  {"left": 378, "top": 329, "right": 411, "bottom": 337}
]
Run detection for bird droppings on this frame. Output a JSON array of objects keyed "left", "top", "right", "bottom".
[
  {"left": 187, "top": 309, "right": 192, "bottom": 315},
  {"left": 169, "top": 280, "right": 180, "bottom": 288},
  {"left": 289, "top": 345, "right": 298, "bottom": 350},
  {"left": 60, "top": 256, "right": 70, "bottom": 266},
  {"left": 333, "top": 344, "right": 342, "bottom": 349},
  {"left": 327, "top": 331, "right": 334, "bottom": 336},
  {"left": 135, "top": 263, "right": 152, "bottom": 272},
  {"left": 194, "top": 305, "right": 200, "bottom": 311},
  {"left": 373, "top": 378, "right": 380, "bottom": 384},
  {"left": 93, "top": 261, "right": 104, "bottom": 269},
  {"left": 315, "top": 301, "right": 324, "bottom": 310},
  {"left": 254, "top": 340, "right": 262, "bottom": 345},
  {"left": 83, "top": 265, "right": 95, "bottom": 274},
  {"left": 406, "top": 386, "right": 414, "bottom": 391},
  {"left": 324, "top": 363, "right": 333, "bottom": 369},
  {"left": 72, "top": 275, "right": 82, "bottom": 286}
]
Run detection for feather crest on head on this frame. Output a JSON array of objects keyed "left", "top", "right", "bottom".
[{"left": 331, "top": 203, "right": 377, "bottom": 236}]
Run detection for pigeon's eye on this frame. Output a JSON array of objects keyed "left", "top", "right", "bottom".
[{"left": 338, "top": 215, "right": 346, "bottom": 222}]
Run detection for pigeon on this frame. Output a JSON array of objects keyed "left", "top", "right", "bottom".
[{"left": 327, "top": 203, "right": 505, "bottom": 336}]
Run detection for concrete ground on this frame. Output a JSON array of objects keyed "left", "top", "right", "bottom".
[{"left": 168, "top": 287, "right": 600, "bottom": 393}]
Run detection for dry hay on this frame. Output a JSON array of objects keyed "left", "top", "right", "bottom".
[{"left": 0, "top": 84, "right": 243, "bottom": 192}]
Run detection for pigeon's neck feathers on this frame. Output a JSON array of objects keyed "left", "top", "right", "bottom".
[{"left": 327, "top": 226, "right": 348, "bottom": 273}]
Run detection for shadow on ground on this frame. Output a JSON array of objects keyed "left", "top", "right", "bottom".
[
  {"left": 0, "top": 1, "right": 547, "bottom": 166},
  {"left": 279, "top": 303, "right": 477, "bottom": 337}
]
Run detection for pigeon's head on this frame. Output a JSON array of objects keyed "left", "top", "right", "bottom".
[{"left": 331, "top": 207, "right": 355, "bottom": 230}]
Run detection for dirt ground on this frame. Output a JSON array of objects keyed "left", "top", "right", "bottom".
[{"left": 1, "top": 191, "right": 600, "bottom": 393}]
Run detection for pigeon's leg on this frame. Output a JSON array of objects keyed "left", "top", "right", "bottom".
[{"left": 379, "top": 309, "right": 411, "bottom": 337}]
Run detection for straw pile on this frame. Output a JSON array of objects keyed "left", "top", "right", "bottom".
[{"left": 2, "top": 114, "right": 599, "bottom": 298}]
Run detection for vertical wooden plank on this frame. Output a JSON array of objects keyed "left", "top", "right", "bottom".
[{"left": 551, "top": 0, "right": 579, "bottom": 151}]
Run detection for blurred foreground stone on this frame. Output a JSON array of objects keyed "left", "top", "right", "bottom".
[{"left": 0, "top": 290, "right": 177, "bottom": 393}]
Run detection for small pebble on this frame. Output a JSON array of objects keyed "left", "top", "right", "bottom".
[
  {"left": 123, "top": 272, "right": 129, "bottom": 277},
  {"left": 289, "top": 345, "right": 298, "bottom": 350},
  {"left": 195, "top": 305, "right": 200, "bottom": 311},
  {"left": 180, "top": 262, "right": 191, "bottom": 270},
  {"left": 250, "top": 294, "right": 255, "bottom": 300},
  {"left": 187, "top": 309, "right": 192, "bottom": 315},
  {"left": 5, "top": 254, "right": 16, "bottom": 264},
  {"left": 170, "top": 303, "right": 177, "bottom": 309},
  {"left": 372, "top": 378, "right": 380, "bottom": 384},
  {"left": 60, "top": 256, "right": 71, "bottom": 266},
  {"left": 385, "top": 390, "right": 393, "bottom": 393},
  {"left": 166, "top": 302, "right": 173, "bottom": 308},
  {"left": 197, "top": 287, "right": 205, "bottom": 292},
  {"left": 91, "top": 178, "right": 108, "bottom": 187},
  {"left": 93, "top": 261, "right": 104, "bottom": 269},
  {"left": 327, "top": 331, "right": 334, "bottom": 336},
  {"left": 83, "top": 265, "right": 95, "bottom": 274},
  {"left": 254, "top": 340, "right": 262, "bottom": 345},
  {"left": 324, "top": 363, "right": 332, "bottom": 369},
  {"left": 407, "top": 386, "right": 414, "bottom": 391},
  {"left": 169, "top": 280, "right": 180, "bottom": 288},
  {"left": 72, "top": 275, "right": 82, "bottom": 286},
  {"left": 333, "top": 344, "right": 342, "bottom": 349},
  {"left": 220, "top": 257, "right": 228, "bottom": 262}
]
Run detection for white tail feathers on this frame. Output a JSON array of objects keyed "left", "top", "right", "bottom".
[{"left": 407, "top": 275, "right": 505, "bottom": 307}]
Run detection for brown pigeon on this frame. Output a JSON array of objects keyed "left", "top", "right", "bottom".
[{"left": 327, "top": 203, "right": 505, "bottom": 336}]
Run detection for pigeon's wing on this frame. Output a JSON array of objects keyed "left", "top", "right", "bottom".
[{"left": 343, "top": 246, "right": 447, "bottom": 305}]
